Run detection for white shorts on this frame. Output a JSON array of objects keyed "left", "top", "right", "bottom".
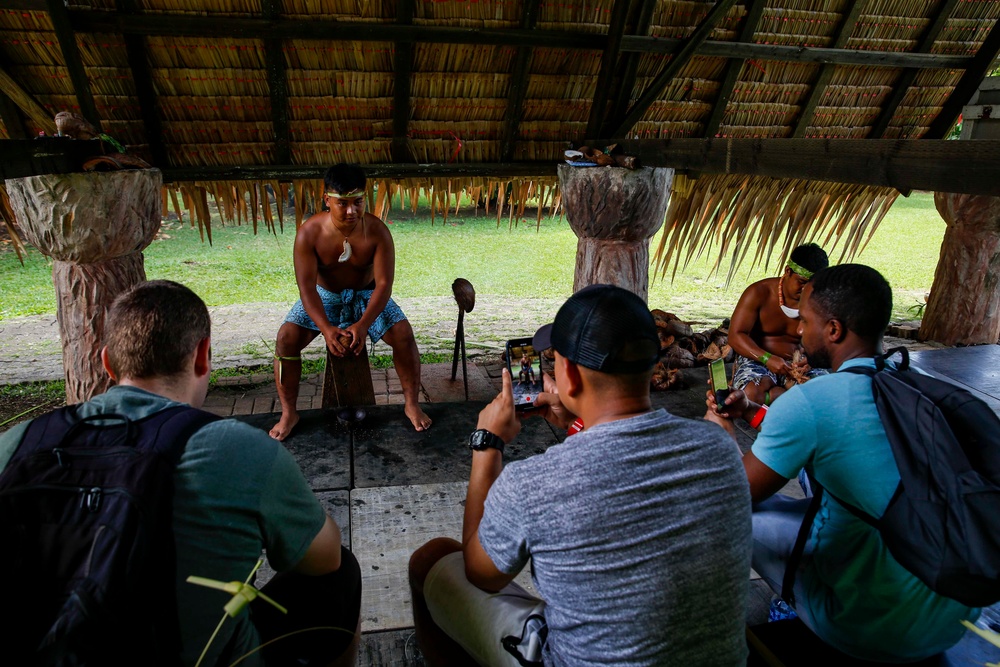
[{"left": 424, "top": 551, "right": 547, "bottom": 666}]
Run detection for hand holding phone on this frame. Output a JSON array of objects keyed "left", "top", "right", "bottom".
[
  {"left": 505, "top": 338, "right": 544, "bottom": 412},
  {"left": 709, "top": 358, "right": 731, "bottom": 408}
]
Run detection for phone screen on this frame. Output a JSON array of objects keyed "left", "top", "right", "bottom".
[{"left": 506, "top": 338, "right": 543, "bottom": 410}]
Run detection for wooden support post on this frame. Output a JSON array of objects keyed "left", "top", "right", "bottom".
[
  {"left": 322, "top": 346, "right": 376, "bottom": 408},
  {"left": 4, "top": 170, "right": 162, "bottom": 402},
  {"left": 557, "top": 164, "right": 673, "bottom": 301},
  {"left": 919, "top": 192, "right": 1000, "bottom": 346}
]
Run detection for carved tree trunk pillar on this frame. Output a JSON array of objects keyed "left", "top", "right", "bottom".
[
  {"left": 919, "top": 192, "right": 1000, "bottom": 346},
  {"left": 557, "top": 164, "right": 673, "bottom": 301},
  {"left": 4, "top": 170, "right": 162, "bottom": 402}
]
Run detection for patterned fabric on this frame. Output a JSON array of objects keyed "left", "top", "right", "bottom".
[
  {"left": 732, "top": 355, "right": 828, "bottom": 390},
  {"left": 283, "top": 284, "right": 406, "bottom": 343}
]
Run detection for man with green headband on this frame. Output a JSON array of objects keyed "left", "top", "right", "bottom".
[
  {"left": 271, "top": 163, "right": 432, "bottom": 439},
  {"left": 729, "top": 243, "right": 829, "bottom": 406}
]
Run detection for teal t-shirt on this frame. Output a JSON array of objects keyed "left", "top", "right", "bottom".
[
  {"left": 0, "top": 386, "right": 326, "bottom": 667},
  {"left": 752, "top": 358, "right": 979, "bottom": 662}
]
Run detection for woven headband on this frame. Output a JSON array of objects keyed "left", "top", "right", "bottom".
[
  {"left": 325, "top": 190, "right": 365, "bottom": 199},
  {"left": 787, "top": 259, "right": 814, "bottom": 279}
]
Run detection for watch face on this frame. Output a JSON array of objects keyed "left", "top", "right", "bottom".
[{"left": 469, "top": 429, "right": 501, "bottom": 451}]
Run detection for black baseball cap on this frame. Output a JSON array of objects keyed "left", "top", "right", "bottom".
[{"left": 533, "top": 284, "right": 660, "bottom": 374}]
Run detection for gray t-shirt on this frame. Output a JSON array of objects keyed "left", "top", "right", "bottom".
[
  {"left": 479, "top": 408, "right": 751, "bottom": 667},
  {"left": 0, "top": 386, "right": 326, "bottom": 667}
]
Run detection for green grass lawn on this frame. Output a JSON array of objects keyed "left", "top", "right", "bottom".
[{"left": 0, "top": 190, "right": 945, "bottom": 323}]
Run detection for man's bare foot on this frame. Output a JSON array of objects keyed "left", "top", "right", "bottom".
[
  {"left": 269, "top": 412, "right": 300, "bottom": 441},
  {"left": 405, "top": 403, "right": 432, "bottom": 432}
]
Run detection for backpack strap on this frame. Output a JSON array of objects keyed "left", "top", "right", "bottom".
[{"left": 782, "top": 472, "right": 823, "bottom": 606}]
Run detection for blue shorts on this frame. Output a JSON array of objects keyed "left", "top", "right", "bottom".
[
  {"left": 284, "top": 285, "right": 407, "bottom": 344},
  {"left": 732, "top": 355, "right": 828, "bottom": 390}
]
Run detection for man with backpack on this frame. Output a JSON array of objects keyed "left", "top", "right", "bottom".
[
  {"left": 0, "top": 280, "right": 361, "bottom": 666},
  {"left": 707, "top": 264, "right": 981, "bottom": 662}
]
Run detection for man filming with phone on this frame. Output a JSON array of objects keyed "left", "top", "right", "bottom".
[{"left": 409, "top": 285, "right": 752, "bottom": 666}]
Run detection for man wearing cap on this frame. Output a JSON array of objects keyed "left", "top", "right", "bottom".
[
  {"left": 408, "top": 285, "right": 752, "bottom": 666},
  {"left": 729, "top": 243, "right": 830, "bottom": 406},
  {"left": 270, "top": 163, "right": 432, "bottom": 440}
]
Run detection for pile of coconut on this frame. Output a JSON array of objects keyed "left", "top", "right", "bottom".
[{"left": 651, "top": 310, "right": 732, "bottom": 391}]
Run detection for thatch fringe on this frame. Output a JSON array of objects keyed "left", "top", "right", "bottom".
[{"left": 652, "top": 173, "right": 899, "bottom": 286}]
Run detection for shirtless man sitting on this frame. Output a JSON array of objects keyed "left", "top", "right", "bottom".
[
  {"left": 270, "top": 164, "right": 432, "bottom": 440},
  {"left": 728, "top": 243, "right": 829, "bottom": 406}
]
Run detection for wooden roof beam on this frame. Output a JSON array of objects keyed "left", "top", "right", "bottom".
[
  {"left": 604, "top": 0, "right": 656, "bottom": 138},
  {"left": 791, "top": 1, "right": 868, "bottom": 139},
  {"left": 611, "top": 0, "right": 742, "bottom": 139},
  {"left": 924, "top": 15, "right": 1000, "bottom": 140},
  {"left": 0, "top": 91, "right": 30, "bottom": 140},
  {"left": 117, "top": 0, "right": 168, "bottom": 166},
  {"left": 0, "top": 64, "right": 56, "bottom": 134},
  {"left": 585, "top": 0, "right": 635, "bottom": 140},
  {"left": 391, "top": 0, "right": 415, "bottom": 163},
  {"left": 45, "top": 0, "right": 101, "bottom": 131},
  {"left": 500, "top": 0, "right": 541, "bottom": 162},
  {"left": 702, "top": 0, "right": 767, "bottom": 138},
  {"left": 868, "top": 0, "right": 960, "bottom": 139},
  {"left": 261, "top": 0, "right": 291, "bottom": 165},
  {"left": 67, "top": 11, "right": 973, "bottom": 70}
]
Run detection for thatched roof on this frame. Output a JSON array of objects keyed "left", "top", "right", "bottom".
[{"left": 1, "top": 1, "right": 999, "bottom": 273}]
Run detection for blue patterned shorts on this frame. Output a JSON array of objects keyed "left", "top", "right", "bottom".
[
  {"left": 284, "top": 285, "right": 407, "bottom": 343},
  {"left": 732, "top": 355, "right": 828, "bottom": 390}
]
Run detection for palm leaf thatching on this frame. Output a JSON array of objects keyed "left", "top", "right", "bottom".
[{"left": 652, "top": 174, "right": 899, "bottom": 285}]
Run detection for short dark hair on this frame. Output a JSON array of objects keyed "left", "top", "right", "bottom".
[
  {"left": 790, "top": 243, "right": 829, "bottom": 274},
  {"left": 808, "top": 264, "right": 892, "bottom": 340},
  {"left": 323, "top": 164, "right": 366, "bottom": 194},
  {"left": 104, "top": 280, "right": 211, "bottom": 380}
]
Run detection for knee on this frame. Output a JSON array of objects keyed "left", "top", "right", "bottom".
[
  {"left": 409, "top": 537, "right": 462, "bottom": 595},
  {"left": 276, "top": 323, "right": 307, "bottom": 354},
  {"left": 385, "top": 320, "right": 416, "bottom": 348}
]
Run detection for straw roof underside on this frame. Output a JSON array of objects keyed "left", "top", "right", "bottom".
[{"left": 1, "top": 1, "right": 999, "bottom": 273}]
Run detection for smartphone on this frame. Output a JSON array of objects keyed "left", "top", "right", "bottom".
[
  {"left": 506, "top": 337, "right": 544, "bottom": 411},
  {"left": 709, "top": 358, "right": 731, "bottom": 407}
]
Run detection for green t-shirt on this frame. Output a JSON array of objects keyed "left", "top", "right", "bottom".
[{"left": 0, "top": 386, "right": 326, "bottom": 666}]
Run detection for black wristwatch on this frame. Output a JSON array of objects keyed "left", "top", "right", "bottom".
[{"left": 468, "top": 429, "right": 505, "bottom": 453}]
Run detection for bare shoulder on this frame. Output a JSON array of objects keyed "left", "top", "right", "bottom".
[{"left": 363, "top": 212, "right": 392, "bottom": 241}]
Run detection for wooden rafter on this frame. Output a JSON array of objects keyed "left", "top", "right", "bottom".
[
  {"left": 924, "top": 15, "right": 1000, "bottom": 140},
  {"left": 702, "top": 0, "right": 767, "bottom": 138},
  {"left": 500, "top": 0, "right": 541, "bottom": 162},
  {"left": 791, "top": 1, "right": 868, "bottom": 139},
  {"left": 604, "top": 0, "right": 656, "bottom": 137},
  {"left": 0, "top": 64, "right": 56, "bottom": 133},
  {"left": 262, "top": 0, "right": 291, "bottom": 164},
  {"left": 0, "top": 91, "right": 30, "bottom": 140},
  {"left": 117, "top": 0, "right": 168, "bottom": 166},
  {"left": 66, "top": 11, "right": 972, "bottom": 71},
  {"left": 611, "top": 0, "right": 741, "bottom": 138},
  {"left": 45, "top": 0, "right": 101, "bottom": 130},
  {"left": 392, "top": 0, "right": 415, "bottom": 162},
  {"left": 868, "top": 0, "right": 959, "bottom": 139},
  {"left": 585, "top": 0, "right": 634, "bottom": 140}
]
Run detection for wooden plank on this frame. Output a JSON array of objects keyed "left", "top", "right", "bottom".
[
  {"left": 0, "top": 91, "right": 30, "bottom": 140},
  {"left": 597, "top": 137, "right": 1000, "bottom": 196},
  {"left": 702, "top": 0, "right": 767, "bottom": 138},
  {"left": 261, "top": 0, "right": 290, "bottom": 164},
  {"left": 323, "top": 346, "right": 375, "bottom": 408},
  {"left": 0, "top": 65, "right": 56, "bottom": 133},
  {"left": 391, "top": 0, "right": 415, "bottom": 163},
  {"left": 500, "top": 0, "right": 541, "bottom": 162},
  {"left": 611, "top": 0, "right": 741, "bottom": 138},
  {"left": 605, "top": 0, "right": 656, "bottom": 138},
  {"left": 585, "top": 0, "right": 634, "bottom": 139},
  {"left": 45, "top": 0, "right": 101, "bottom": 131},
  {"left": 924, "top": 15, "right": 1000, "bottom": 140},
  {"left": 869, "top": 0, "right": 960, "bottom": 139},
  {"left": 116, "top": 0, "right": 168, "bottom": 166},
  {"left": 792, "top": 0, "right": 868, "bottom": 138},
  {"left": 158, "top": 162, "right": 558, "bottom": 182},
  {"left": 66, "top": 10, "right": 973, "bottom": 71}
]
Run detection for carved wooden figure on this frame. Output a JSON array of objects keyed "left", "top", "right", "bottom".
[
  {"left": 4, "top": 170, "right": 162, "bottom": 402},
  {"left": 557, "top": 164, "right": 673, "bottom": 301}
]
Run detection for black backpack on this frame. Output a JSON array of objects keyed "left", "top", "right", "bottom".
[
  {"left": 783, "top": 347, "right": 1000, "bottom": 609},
  {"left": 0, "top": 403, "right": 219, "bottom": 665}
]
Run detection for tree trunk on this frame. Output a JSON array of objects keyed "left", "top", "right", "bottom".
[
  {"left": 557, "top": 164, "right": 673, "bottom": 301},
  {"left": 4, "top": 170, "right": 162, "bottom": 402},
  {"left": 919, "top": 192, "right": 1000, "bottom": 346}
]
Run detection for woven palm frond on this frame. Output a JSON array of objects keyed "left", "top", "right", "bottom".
[{"left": 652, "top": 173, "right": 899, "bottom": 286}]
